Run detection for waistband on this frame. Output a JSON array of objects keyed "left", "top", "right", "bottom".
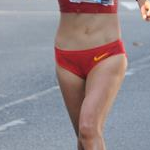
[{"left": 58, "top": 0, "right": 117, "bottom": 13}]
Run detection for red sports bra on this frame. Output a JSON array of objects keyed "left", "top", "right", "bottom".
[{"left": 58, "top": 0, "right": 118, "bottom": 13}]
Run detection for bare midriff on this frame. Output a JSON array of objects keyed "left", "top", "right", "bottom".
[{"left": 54, "top": 13, "right": 122, "bottom": 51}]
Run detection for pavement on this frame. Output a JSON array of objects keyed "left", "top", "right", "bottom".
[{"left": 0, "top": 0, "right": 150, "bottom": 150}]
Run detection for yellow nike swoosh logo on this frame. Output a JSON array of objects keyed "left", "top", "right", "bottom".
[{"left": 94, "top": 53, "right": 108, "bottom": 62}]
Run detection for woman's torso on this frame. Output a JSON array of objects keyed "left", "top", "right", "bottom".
[{"left": 54, "top": 1, "right": 122, "bottom": 50}]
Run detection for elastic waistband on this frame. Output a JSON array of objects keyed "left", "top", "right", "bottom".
[
  {"left": 58, "top": 0, "right": 118, "bottom": 14},
  {"left": 55, "top": 39, "right": 123, "bottom": 53}
]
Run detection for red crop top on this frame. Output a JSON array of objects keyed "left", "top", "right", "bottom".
[{"left": 58, "top": 0, "right": 118, "bottom": 13}]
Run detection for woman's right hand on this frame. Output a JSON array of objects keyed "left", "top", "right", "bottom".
[{"left": 137, "top": 0, "right": 150, "bottom": 21}]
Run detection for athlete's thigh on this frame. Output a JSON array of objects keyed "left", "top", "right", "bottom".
[
  {"left": 85, "top": 54, "right": 127, "bottom": 95},
  {"left": 55, "top": 63, "right": 86, "bottom": 136},
  {"left": 79, "top": 54, "right": 127, "bottom": 132}
]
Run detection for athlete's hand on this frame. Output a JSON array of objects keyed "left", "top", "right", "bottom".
[{"left": 137, "top": 0, "right": 150, "bottom": 21}]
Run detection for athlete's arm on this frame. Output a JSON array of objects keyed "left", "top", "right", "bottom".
[{"left": 136, "top": 0, "right": 150, "bottom": 21}]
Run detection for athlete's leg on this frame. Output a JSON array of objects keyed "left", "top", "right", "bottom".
[
  {"left": 55, "top": 63, "right": 85, "bottom": 150},
  {"left": 78, "top": 54, "right": 128, "bottom": 150}
]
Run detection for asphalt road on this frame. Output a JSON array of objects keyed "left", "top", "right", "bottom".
[{"left": 0, "top": 0, "right": 150, "bottom": 150}]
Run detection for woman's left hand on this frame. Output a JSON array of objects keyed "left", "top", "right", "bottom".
[{"left": 137, "top": 0, "right": 150, "bottom": 21}]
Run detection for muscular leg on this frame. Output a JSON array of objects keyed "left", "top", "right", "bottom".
[
  {"left": 79, "top": 54, "right": 128, "bottom": 150},
  {"left": 55, "top": 63, "right": 86, "bottom": 150}
]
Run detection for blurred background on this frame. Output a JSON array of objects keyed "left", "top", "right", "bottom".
[{"left": 0, "top": 0, "right": 150, "bottom": 150}]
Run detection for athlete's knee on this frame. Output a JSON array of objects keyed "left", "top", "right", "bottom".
[
  {"left": 79, "top": 114, "right": 101, "bottom": 139},
  {"left": 79, "top": 122, "right": 95, "bottom": 139}
]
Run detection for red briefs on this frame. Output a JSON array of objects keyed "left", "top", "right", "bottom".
[{"left": 55, "top": 39, "right": 127, "bottom": 80}]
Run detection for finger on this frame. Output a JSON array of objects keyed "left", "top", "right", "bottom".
[
  {"left": 145, "top": 15, "right": 150, "bottom": 21},
  {"left": 145, "top": 1, "right": 150, "bottom": 15},
  {"left": 147, "top": 9, "right": 150, "bottom": 17}
]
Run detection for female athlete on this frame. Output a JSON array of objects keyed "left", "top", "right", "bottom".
[{"left": 54, "top": 0, "right": 150, "bottom": 150}]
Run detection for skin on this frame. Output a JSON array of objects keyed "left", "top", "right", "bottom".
[
  {"left": 138, "top": 0, "right": 150, "bottom": 21},
  {"left": 54, "top": 0, "right": 150, "bottom": 150}
]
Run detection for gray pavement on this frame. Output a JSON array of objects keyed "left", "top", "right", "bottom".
[{"left": 0, "top": 0, "right": 150, "bottom": 150}]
